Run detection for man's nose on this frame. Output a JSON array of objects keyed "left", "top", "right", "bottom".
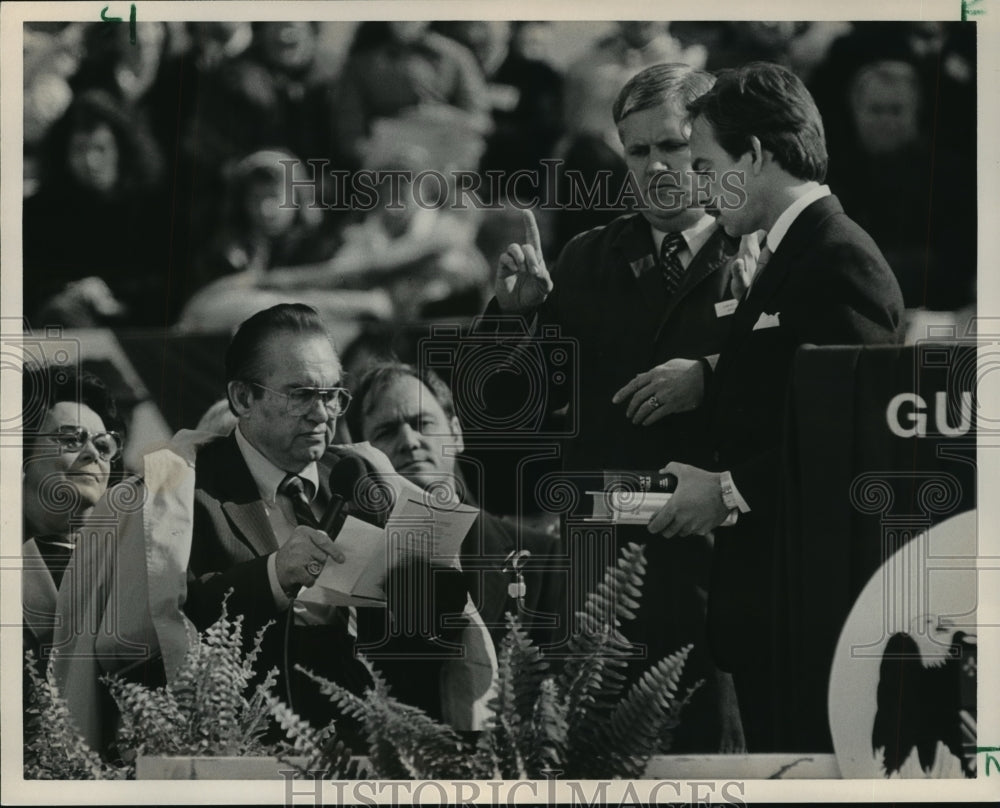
[
  {"left": 646, "top": 158, "right": 667, "bottom": 177},
  {"left": 304, "top": 394, "right": 331, "bottom": 423},
  {"left": 398, "top": 423, "right": 423, "bottom": 449}
]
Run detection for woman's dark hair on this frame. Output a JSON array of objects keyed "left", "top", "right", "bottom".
[
  {"left": 37, "top": 89, "right": 164, "bottom": 195},
  {"left": 21, "top": 363, "right": 125, "bottom": 475},
  {"left": 686, "top": 61, "right": 828, "bottom": 182}
]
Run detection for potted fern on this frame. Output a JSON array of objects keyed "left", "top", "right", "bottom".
[
  {"left": 24, "top": 543, "right": 696, "bottom": 780},
  {"left": 284, "top": 541, "right": 697, "bottom": 779}
]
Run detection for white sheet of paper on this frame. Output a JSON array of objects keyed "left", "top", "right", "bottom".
[
  {"left": 384, "top": 487, "right": 479, "bottom": 565},
  {"left": 305, "top": 515, "right": 387, "bottom": 601}
]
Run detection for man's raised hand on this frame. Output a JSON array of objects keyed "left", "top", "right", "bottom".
[{"left": 495, "top": 209, "right": 554, "bottom": 313}]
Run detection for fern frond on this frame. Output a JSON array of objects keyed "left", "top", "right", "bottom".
[
  {"left": 595, "top": 645, "right": 696, "bottom": 777},
  {"left": 299, "top": 659, "right": 476, "bottom": 780},
  {"left": 24, "top": 651, "right": 127, "bottom": 779}
]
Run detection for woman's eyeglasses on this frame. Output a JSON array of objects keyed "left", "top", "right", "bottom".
[
  {"left": 39, "top": 425, "right": 123, "bottom": 462},
  {"left": 250, "top": 382, "right": 352, "bottom": 417}
]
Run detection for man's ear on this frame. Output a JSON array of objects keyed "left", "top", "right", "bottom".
[
  {"left": 228, "top": 380, "right": 253, "bottom": 417},
  {"left": 747, "top": 136, "right": 765, "bottom": 175},
  {"left": 449, "top": 415, "right": 465, "bottom": 454}
]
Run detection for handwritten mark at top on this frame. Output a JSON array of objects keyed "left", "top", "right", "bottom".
[
  {"left": 99, "top": 4, "right": 137, "bottom": 44},
  {"left": 962, "top": 0, "right": 986, "bottom": 22}
]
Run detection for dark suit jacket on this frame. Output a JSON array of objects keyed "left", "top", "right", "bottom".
[
  {"left": 482, "top": 214, "right": 739, "bottom": 751},
  {"left": 185, "top": 433, "right": 294, "bottom": 632},
  {"left": 185, "top": 435, "right": 497, "bottom": 726},
  {"left": 486, "top": 212, "right": 739, "bottom": 478},
  {"left": 705, "top": 194, "right": 905, "bottom": 671},
  {"left": 461, "top": 510, "right": 564, "bottom": 650}
]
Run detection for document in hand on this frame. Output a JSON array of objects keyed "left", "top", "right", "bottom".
[{"left": 302, "top": 478, "right": 479, "bottom": 606}]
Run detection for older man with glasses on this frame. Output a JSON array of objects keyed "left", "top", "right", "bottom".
[{"left": 52, "top": 303, "right": 491, "bottom": 751}]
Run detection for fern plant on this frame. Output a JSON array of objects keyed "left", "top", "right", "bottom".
[
  {"left": 23, "top": 650, "right": 128, "bottom": 780},
  {"left": 299, "top": 541, "right": 697, "bottom": 779},
  {"left": 103, "top": 599, "right": 278, "bottom": 763}
]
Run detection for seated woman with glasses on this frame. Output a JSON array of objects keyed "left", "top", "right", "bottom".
[{"left": 22, "top": 364, "right": 124, "bottom": 672}]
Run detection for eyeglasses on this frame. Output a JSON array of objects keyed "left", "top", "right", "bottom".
[
  {"left": 250, "top": 382, "right": 352, "bottom": 417},
  {"left": 39, "top": 425, "right": 123, "bottom": 462}
]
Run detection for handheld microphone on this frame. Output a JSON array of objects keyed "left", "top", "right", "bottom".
[{"left": 319, "top": 455, "right": 368, "bottom": 536}]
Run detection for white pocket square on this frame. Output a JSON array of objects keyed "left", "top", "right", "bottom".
[{"left": 752, "top": 311, "right": 781, "bottom": 331}]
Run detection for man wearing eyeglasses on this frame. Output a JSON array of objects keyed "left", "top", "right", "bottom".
[
  {"left": 181, "top": 303, "right": 376, "bottom": 730},
  {"left": 184, "top": 303, "right": 489, "bottom": 736}
]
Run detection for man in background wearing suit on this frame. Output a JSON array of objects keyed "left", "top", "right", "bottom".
[
  {"left": 347, "top": 361, "right": 564, "bottom": 650},
  {"left": 645, "top": 62, "right": 905, "bottom": 750},
  {"left": 490, "top": 63, "right": 745, "bottom": 752}
]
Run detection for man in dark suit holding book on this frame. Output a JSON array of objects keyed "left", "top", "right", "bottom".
[{"left": 643, "top": 62, "right": 905, "bottom": 750}]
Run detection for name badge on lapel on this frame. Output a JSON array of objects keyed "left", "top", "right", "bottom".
[
  {"left": 715, "top": 299, "right": 739, "bottom": 318},
  {"left": 752, "top": 311, "right": 781, "bottom": 331}
]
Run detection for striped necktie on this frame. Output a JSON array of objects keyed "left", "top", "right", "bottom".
[
  {"left": 279, "top": 474, "right": 318, "bottom": 528},
  {"left": 280, "top": 474, "right": 357, "bottom": 637},
  {"left": 659, "top": 232, "right": 687, "bottom": 296}
]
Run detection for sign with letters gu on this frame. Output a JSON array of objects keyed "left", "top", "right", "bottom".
[{"left": 769, "top": 340, "right": 977, "bottom": 752}]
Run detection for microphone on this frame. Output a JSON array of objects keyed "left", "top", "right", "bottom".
[{"left": 319, "top": 454, "right": 368, "bottom": 536}]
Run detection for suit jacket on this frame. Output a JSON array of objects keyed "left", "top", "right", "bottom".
[
  {"left": 187, "top": 434, "right": 499, "bottom": 729},
  {"left": 185, "top": 433, "right": 296, "bottom": 633},
  {"left": 481, "top": 214, "right": 740, "bottom": 752},
  {"left": 461, "top": 510, "right": 564, "bottom": 650},
  {"left": 486, "top": 212, "right": 739, "bottom": 479},
  {"left": 705, "top": 194, "right": 905, "bottom": 671}
]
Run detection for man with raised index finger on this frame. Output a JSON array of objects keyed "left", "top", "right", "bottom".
[
  {"left": 643, "top": 62, "right": 905, "bottom": 750},
  {"left": 485, "top": 63, "right": 747, "bottom": 752}
]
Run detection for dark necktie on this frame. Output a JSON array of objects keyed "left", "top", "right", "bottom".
[
  {"left": 279, "top": 474, "right": 318, "bottom": 529},
  {"left": 659, "top": 232, "right": 687, "bottom": 296},
  {"left": 280, "top": 473, "right": 357, "bottom": 637}
]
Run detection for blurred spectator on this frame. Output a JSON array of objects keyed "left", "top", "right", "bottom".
[
  {"left": 261, "top": 149, "right": 491, "bottom": 320},
  {"left": 22, "top": 365, "right": 124, "bottom": 671},
  {"left": 563, "top": 22, "right": 705, "bottom": 141},
  {"left": 188, "top": 22, "right": 339, "bottom": 176},
  {"left": 190, "top": 150, "right": 336, "bottom": 289},
  {"left": 23, "top": 90, "right": 178, "bottom": 327},
  {"left": 70, "top": 22, "right": 171, "bottom": 105},
  {"left": 437, "top": 21, "right": 565, "bottom": 200},
  {"left": 697, "top": 22, "right": 800, "bottom": 71},
  {"left": 332, "top": 22, "right": 491, "bottom": 166},
  {"left": 827, "top": 60, "right": 975, "bottom": 310},
  {"left": 24, "top": 23, "right": 87, "bottom": 192},
  {"left": 177, "top": 150, "right": 391, "bottom": 333},
  {"left": 809, "top": 22, "right": 975, "bottom": 162}
]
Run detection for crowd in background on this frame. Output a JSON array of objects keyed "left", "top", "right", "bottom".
[
  {"left": 24, "top": 19, "right": 976, "bottom": 333},
  {"left": 19, "top": 20, "right": 980, "bottom": 762}
]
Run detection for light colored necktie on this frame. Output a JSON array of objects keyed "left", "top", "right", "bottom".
[{"left": 745, "top": 244, "right": 772, "bottom": 299}]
